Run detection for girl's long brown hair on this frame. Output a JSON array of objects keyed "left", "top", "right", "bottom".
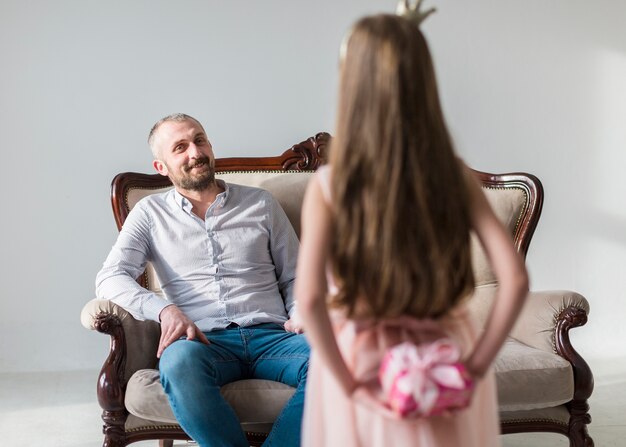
[{"left": 329, "top": 15, "right": 474, "bottom": 319}]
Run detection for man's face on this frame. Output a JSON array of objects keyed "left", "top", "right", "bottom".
[{"left": 152, "top": 119, "right": 216, "bottom": 192}]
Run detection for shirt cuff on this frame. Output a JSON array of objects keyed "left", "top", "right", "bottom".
[{"left": 143, "top": 296, "right": 174, "bottom": 322}]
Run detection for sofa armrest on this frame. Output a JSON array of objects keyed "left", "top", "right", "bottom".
[
  {"left": 81, "top": 299, "right": 161, "bottom": 381},
  {"left": 81, "top": 299, "right": 163, "bottom": 440},
  {"left": 510, "top": 290, "right": 589, "bottom": 353},
  {"left": 82, "top": 298, "right": 132, "bottom": 330}
]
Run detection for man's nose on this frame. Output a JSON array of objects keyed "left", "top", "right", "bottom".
[{"left": 187, "top": 143, "right": 201, "bottom": 158}]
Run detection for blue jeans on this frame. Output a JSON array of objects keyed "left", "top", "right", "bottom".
[{"left": 159, "top": 323, "right": 310, "bottom": 447}]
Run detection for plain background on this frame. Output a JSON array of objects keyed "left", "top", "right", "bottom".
[{"left": 0, "top": 0, "right": 624, "bottom": 374}]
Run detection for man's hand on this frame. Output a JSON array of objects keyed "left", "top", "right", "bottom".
[
  {"left": 284, "top": 317, "right": 305, "bottom": 334},
  {"left": 157, "top": 305, "right": 210, "bottom": 358}
]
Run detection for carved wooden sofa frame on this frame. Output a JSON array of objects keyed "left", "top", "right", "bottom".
[{"left": 81, "top": 132, "right": 593, "bottom": 447}]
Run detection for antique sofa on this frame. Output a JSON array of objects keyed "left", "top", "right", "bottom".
[{"left": 81, "top": 133, "right": 594, "bottom": 447}]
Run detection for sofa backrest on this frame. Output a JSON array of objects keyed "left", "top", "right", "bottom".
[{"left": 111, "top": 133, "right": 542, "bottom": 295}]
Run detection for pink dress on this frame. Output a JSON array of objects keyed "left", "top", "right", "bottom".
[{"left": 302, "top": 167, "right": 501, "bottom": 447}]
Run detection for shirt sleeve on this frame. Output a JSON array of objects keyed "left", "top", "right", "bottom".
[
  {"left": 95, "top": 201, "right": 171, "bottom": 322},
  {"left": 267, "top": 193, "right": 299, "bottom": 318}
]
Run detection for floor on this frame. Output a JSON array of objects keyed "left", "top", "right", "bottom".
[{"left": 1, "top": 358, "right": 625, "bottom": 447}]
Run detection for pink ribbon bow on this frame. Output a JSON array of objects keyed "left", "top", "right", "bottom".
[{"left": 379, "top": 339, "right": 470, "bottom": 417}]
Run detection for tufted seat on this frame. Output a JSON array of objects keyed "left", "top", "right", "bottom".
[{"left": 81, "top": 133, "right": 593, "bottom": 446}]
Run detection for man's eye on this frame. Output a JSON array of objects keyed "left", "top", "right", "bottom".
[
  {"left": 174, "top": 145, "right": 185, "bottom": 152},
  {"left": 195, "top": 138, "right": 205, "bottom": 144}
]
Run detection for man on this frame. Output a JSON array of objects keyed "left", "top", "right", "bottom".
[{"left": 96, "top": 113, "right": 308, "bottom": 447}]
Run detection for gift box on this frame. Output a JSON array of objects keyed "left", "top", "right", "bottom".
[{"left": 378, "top": 339, "right": 474, "bottom": 418}]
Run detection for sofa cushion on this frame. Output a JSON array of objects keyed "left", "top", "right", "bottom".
[
  {"left": 125, "top": 369, "right": 295, "bottom": 428},
  {"left": 494, "top": 339, "right": 574, "bottom": 411}
]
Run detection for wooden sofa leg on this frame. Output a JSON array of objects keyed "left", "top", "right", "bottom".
[
  {"left": 159, "top": 440, "right": 174, "bottom": 447},
  {"left": 568, "top": 400, "right": 594, "bottom": 447},
  {"left": 101, "top": 410, "right": 127, "bottom": 447}
]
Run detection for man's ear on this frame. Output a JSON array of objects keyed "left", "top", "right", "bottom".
[{"left": 153, "top": 159, "right": 168, "bottom": 177}]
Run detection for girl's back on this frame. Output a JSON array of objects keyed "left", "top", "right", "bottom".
[{"left": 303, "top": 164, "right": 501, "bottom": 447}]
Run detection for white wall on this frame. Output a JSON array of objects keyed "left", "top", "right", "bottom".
[{"left": 0, "top": 0, "right": 624, "bottom": 372}]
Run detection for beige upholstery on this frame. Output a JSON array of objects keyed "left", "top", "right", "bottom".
[
  {"left": 81, "top": 169, "right": 592, "bottom": 443},
  {"left": 471, "top": 187, "right": 529, "bottom": 287},
  {"left": 495, "top": 339, "right": 573, "bottom": 411}
]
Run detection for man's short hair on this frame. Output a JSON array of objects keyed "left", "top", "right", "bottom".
[{"left": 148, "top": 113, "right": 203, "bottom": 157}]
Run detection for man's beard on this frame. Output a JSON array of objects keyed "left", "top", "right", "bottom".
[{"left": 171, "top": 157, "right": 215, "bottom": 191}]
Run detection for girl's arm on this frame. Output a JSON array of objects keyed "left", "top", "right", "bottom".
[
  {"left": 295, "top": 174, "right": 358, "bottom": 395},
  {"left": 464, "top": 167, "right": 530, "bottom": 378}
]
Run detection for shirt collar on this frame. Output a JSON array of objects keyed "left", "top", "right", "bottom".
[{"left": 172, "top": 179, "right": 230, "bottom": 213}]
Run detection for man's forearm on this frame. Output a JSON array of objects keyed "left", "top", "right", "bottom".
[{"left": 96, "top": 267, "right": 169, "bottom": 322}]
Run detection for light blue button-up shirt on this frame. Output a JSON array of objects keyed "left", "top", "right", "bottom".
[{"left": 95, "top": 180, "right": 299, "bottom": 332}]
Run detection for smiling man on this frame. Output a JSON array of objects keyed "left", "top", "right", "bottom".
[{"left": 96, "top": 113, "right": 309, "bottom": 447}]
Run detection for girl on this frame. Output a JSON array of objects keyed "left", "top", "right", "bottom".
[{"left": 295, "top": 12, "right": 529, "bottom": 447}]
